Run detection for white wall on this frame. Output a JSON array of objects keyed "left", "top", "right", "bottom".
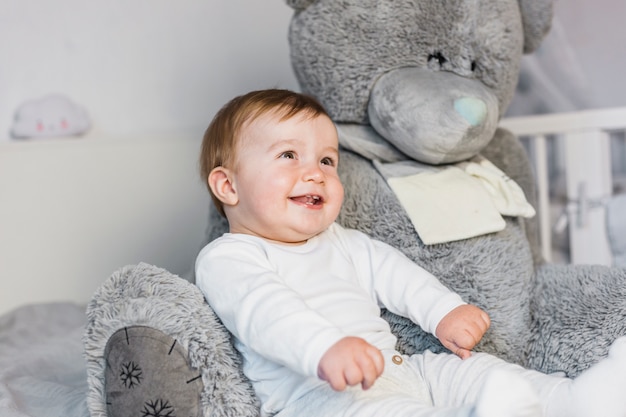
[
  {"left": 508, "top": 0, "right": 626, "bottom": 116},
  {"left": 556, "top": 0, "right": 626, "bottom": 110},
  {"left": 0, "top": 0, "right": 299, "bottom": 140},
  {"left": 0, "top": 1, "right": 299, "bottom": 314},
  {"left": 0, "top": 134, "right": 210, "bottom": 315}
]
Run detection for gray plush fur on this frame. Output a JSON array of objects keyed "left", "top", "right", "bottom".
[
  {"left": 83, "top": 263, "right": 259, "bottom": 417},
  {"left": 287, "top": 0, "right": 538, "bottom": 125},
  {"left": 528, "top": 264, "right": 626, "bottom": 374}
]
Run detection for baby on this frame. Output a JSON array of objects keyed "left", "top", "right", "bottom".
[{"left": 195, "top": 88, "right": 626, "bottom": 417}]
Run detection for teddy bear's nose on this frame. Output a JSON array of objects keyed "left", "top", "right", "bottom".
[{"left": 454, "top": 97, "right": 487, "bottom": 127}]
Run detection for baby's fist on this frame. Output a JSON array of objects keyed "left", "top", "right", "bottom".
[
  {"left": 318, "top": 337, "right": 384, "bottom": 391},
  {"left": 435, "top": 305, "right": 490, "bottom": 359}
]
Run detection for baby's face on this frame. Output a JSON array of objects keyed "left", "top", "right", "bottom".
[{"left": 226, "top": 111, "right": 344, "bottom": 244}]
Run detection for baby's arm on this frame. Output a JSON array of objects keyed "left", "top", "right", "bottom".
[
  {"left": 317, "top": 337, "right": 384, "bottom": 391},
  {"left": 435, "top": 304, "right": 491, "bottom": 359},
  {"left": 344, "top": 228, "right": 489, "bottom": 359},
  {"left": 196, "top": 239, "right": 347, "bottom": 378}
]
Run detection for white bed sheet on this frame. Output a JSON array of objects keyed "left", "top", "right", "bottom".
[{"left": 0, "top": 302, "right": 88, "bottom": 417}]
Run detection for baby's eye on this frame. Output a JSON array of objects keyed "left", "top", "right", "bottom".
[
  {"left": 279, "top": 151, "right": 296, "bottom": 159},
  {"left": 321, "top": 156, "right": 335, "bottom": 166}
]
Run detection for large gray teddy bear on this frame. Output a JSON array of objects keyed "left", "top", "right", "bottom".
[{"left": 84, "top": 1, "right": 626, "bottom": 417}]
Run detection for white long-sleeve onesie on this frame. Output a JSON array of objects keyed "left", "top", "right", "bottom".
[{"left": 195, "top": 223, "right": 465, "bottom": 416}]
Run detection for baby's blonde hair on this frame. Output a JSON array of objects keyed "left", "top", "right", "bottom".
[{"left": 199, "top": 89, "right": 330, "bottom": 216}]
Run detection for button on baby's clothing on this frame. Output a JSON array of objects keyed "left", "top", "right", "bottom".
[{"left": 392, "top": 355, "right": 403, "bottom": 365}]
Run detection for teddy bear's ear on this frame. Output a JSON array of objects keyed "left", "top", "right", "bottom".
[
  {"left": 518, "top": 0, "right": 554, "bottom": 53},
  {"left": 285, "top": 0, "right": 318, "bottom": 11}
]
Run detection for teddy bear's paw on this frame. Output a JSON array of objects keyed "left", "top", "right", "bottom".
[{"left": 104, "top": 326, "right": 203, "bottom": 417}]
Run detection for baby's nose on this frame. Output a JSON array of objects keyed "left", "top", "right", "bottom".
[{"left": 303, "top": 165, "right": 324, "bottom": 182}]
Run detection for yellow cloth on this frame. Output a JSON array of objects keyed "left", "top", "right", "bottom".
[{"left": 388, "top": 157, "right": 535, "bottom": 245}]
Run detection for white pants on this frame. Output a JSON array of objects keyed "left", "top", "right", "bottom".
[{"left": 277, "top": 350, "right": 564, "bottom": 417}]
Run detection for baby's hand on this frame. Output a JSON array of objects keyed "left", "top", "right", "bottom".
[
  {"left": 435, "top": 305, "right": 490, "bottom": 359},
  {"left": 317, "top": 337, "right": 384, "bottom": 391}
]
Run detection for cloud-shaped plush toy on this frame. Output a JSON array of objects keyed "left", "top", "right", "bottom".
[{"left": 11, "top": 94, "right": 91, "bottom": 139}]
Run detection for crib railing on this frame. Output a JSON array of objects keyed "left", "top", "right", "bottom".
[{"left": 500, "top": 107, "right": 626, "bottom": 266}]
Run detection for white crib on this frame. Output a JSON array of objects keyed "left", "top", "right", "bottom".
[{"left": 501, "top": 106, "right": 626, "bottom": 266}]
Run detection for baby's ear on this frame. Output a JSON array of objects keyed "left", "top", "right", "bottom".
[{"left": 208, "top": 167, "right": 238, "bottom": 206}]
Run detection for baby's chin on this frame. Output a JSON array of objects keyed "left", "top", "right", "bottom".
[
  {"left": 268, "top": 224, "right": 335, "bottom": 246},
  {"left": 265, "top": 231, "right": 324, "bottom": 246},
  {"left": 229, "top": 216, "right": 337, "bottom": 245}
]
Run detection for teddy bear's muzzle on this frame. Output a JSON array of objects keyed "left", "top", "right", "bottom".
[{"left": 368, "top": 67, "right": 499, "bottom": 165}]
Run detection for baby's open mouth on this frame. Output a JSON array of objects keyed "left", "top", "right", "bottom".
[{"left": 290, "top": 194, "right": 323, "bottom": 206}]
